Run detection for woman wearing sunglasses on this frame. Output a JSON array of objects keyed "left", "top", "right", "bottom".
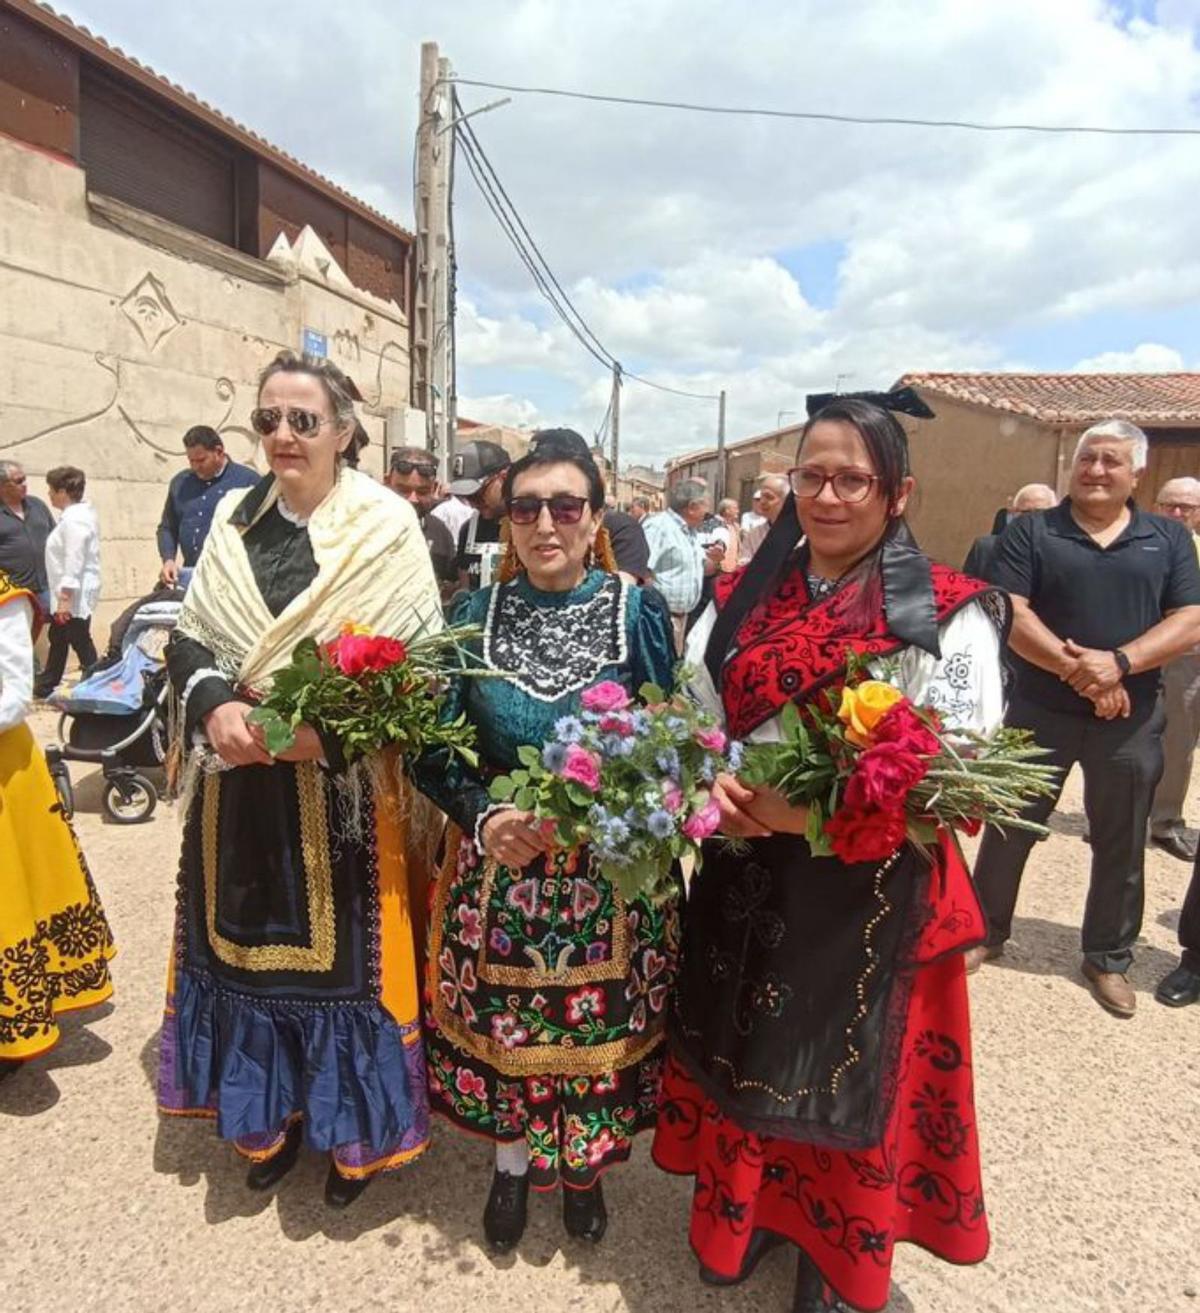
[
  {"left": 412, "top": 429, "right": 678, "bottom": 1252},
  {"left": 652, "top": 395, "right": 1006, "bottom": 1312},
  {"left": 158, "top": 350, "right": 442, "bottom": 1207}
]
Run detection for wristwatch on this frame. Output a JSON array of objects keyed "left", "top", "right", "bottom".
[{"left": 1113, "top": 648, "right": 1131, "bottom": 677}]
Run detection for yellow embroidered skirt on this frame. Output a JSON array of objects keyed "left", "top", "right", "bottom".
[{"left": 0, "top": 723, "right": 115, "bottom": 1061}]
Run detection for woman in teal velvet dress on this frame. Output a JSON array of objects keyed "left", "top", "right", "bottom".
[{"left": 413, "top": 429, "right": 677, "bottom": 1252}]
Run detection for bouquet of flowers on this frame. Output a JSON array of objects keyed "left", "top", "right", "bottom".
[
  {"left": 247, "top": 623, "right": 480, "bottom": 767},
  {"left": 488, "top": 679, "right": 736, "bottom": 903},
  {"left": 739, "top": 659, "right": 1059, "bottom": 865}
]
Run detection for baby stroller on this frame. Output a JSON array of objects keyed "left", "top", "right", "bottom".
[{"left": 44, "top": 587, "right": 185, "bottom": 824}]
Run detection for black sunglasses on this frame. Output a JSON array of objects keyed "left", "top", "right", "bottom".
[
  {"left": 506, "top": 495, "right": 589, "bottom": 526},
  {"left": 250, "top": 406, "right": 333, "bottom": 439},
  {"left": 390, "top": 459, "right": 437, "bottom": 478}
]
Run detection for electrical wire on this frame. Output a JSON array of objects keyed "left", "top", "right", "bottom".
[
  {"left": 452, "top": 93, "right": 721, "bottom": 401},
  {"left": 449, "top": 76, "right": 1200, "bottom": 137}
]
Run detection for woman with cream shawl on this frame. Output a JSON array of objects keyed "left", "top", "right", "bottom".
[{"left": 157, "top": 351, "right": 442, "bottom": 1208}]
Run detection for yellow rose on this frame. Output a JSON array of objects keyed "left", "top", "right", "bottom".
[{"left": 838, "top": 681, "right": 904, "bottom": 745}]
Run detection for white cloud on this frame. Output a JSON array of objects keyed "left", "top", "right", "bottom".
[
  {"left": 1072, "top": 342, "right": 1187, "bottom": 372},
  {"left": 456, "top": 392, "right": 542, "bottom": 429}
]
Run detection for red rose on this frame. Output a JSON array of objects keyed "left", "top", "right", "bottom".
[
  {"left": 326, "top": 633, "right": 408, "bottom": 677},
  {"left": 872, "top": 702, "right": 941, "bottom": 758},
  {"left": 824, "top": 806, "right": 907, "bottom": 864},
  {"left": 957, "top": 816, "right": 983, "bottom": 837},
  {"left": 843, "top": 742, "right": 928, "bottom": 812}
]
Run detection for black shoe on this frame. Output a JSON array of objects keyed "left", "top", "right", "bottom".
[
  {"left": 1151, "top": 831, "right": 1198, "bottom": 862},
  {"left": 245, "top": 1122, "right": 303, "bottom": 1192},
  {"left": 1155, "top": 963, "right": 1200, "bottom": 1008},
  {"left": 0, "top": 1058, "right": 20, "bottom": 1083},
  {"left": 562, "top": 1179, "right": 607, "bottom": 1243},
  {"left": 324, "top": 1163, "right": 370, "bottom": 1209},
  {"left": 699, "top": 1227, "right": 785, "bottom": 1285},
  {"left": 793, "top": 1251, "right": 845, "bottom": 1312},
  {"left": 483, "top": 1169, "right": 529, "bottom": 1252}
]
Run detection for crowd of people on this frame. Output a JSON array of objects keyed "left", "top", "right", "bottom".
[{"left": 2, "top": 356, "right": 1198, "bottom": 1312}]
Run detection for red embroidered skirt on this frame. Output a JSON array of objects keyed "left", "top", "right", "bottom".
[{"left": 652, "top": 948, "right": 989, "bottom": 1312}]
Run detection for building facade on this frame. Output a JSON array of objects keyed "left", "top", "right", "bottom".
[{"left": 0, "top": 0, "right": 417, "bottom": 624}]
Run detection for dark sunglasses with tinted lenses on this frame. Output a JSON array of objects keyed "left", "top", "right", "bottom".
[
  {"left": 249, "top": 406, "right": 331, "bottom": 439},
  {"left": 506, "top": 495, "right": 589, "bottom": 526},
  {"left": 390, "top": 459, "right": 437, "bottom": 479}
]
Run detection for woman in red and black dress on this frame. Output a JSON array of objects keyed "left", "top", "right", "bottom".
[{"left": 653, "top": 393, "right": 1006, "bottom": 1312}]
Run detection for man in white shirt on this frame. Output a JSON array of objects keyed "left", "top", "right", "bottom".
[{"left": 738, "top": 475, "right": 789, "bottom": 564}]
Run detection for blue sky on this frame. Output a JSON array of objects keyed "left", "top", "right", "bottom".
[{"left": 54, "top": 0, "right": 1200, "bottom": 463}]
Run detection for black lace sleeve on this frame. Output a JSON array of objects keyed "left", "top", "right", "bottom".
[{"left": 166, "top": 630, "right": 238, "bottom": 740}]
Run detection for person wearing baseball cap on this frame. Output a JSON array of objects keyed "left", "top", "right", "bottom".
[{"left": 450, "top": 440, "right": 512, "bottom": 591}]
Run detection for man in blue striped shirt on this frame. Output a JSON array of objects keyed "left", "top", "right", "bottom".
[
  {"left": 643, "top": 479, "right": 722, "bottom": 653},
  {"left": 157, "top": 427, "right": 259, "bottom": 584}
]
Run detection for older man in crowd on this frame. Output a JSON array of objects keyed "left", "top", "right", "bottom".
[
  {"left": 644, "top": 480, "right": 722, "bottom": 651},
  {"left": 968, "top": 420, "right": 1200, "bottom": 1017},
  {"left": 157, "top": 426, "right": 258, "bottom": 584},
  {"left": 0, "top": 460, "right": 54, "bottom": 617},
  {"left": 1145, "top": 476, "right": 1200, "bottom": 860},
  {"left": 963, "top": 483, "right": 1059, "bottom": 580},
  {"left": 629, "top": 496, "right": 652, "bottom": 523},
  {"left": 738, "top": 473, "right": 789, "bottom": 564}
]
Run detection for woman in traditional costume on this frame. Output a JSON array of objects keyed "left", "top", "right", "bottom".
[
  {"left": 0, "top": 567, "right": 114, "bottom": 1077},
  {"left": 157, "top": 351, "right": 441, "bottom": 1207},
  {"left": 413, "top": 430, "right": 678, "bottom": 1251},
  {"left": 652, "top": 394, "right": 1006, "bottom": 1312}
]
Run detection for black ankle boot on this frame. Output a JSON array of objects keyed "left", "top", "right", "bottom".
[
  {"left": 562, "top": 1179, "right": 607, "bottom": 1243},
  {"left": 483, "top": 1169, "right": 529, "bottom": 1252},
  {"left": 793, "top": 1251, "right": 844, "bottom": 1311},
  {"left": 245, "top": 1121, "right": 303, "bottom": 1192},
  {"left": 324, "top": 1162, "right": 370, "bottom": 1209},
  {"left": 699, "top": 1228, "right": 785, "bottom": 1285},
  {"left": 0, "top": 1059, "right": 21, "bottom": 1083}
]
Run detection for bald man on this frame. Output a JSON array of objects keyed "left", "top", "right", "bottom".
[
  {"left": 963, "top": 483, "right": 1059, "bottom": 580},
  {"left": 1148, "top": 477, "right": 1200, "bottom": 862}
]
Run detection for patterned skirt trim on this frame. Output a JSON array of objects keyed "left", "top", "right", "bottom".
[{"left": 0, "top": 723, "right": 115, "bottom": 1062}]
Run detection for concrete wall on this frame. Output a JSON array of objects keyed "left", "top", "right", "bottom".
[
  {"left": 0, "top": 134, "right": 413, "bottom": 629},
  {"left": 906, "top": 398, "right": 1058, "bottom": 567}
]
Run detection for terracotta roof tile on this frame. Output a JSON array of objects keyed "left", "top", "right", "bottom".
[
  {"left": 897, "top": 372, "right": 1200, "bottom": 425},
  {"left": 15, "top": 0, "right": 413, "bottom": 244}
]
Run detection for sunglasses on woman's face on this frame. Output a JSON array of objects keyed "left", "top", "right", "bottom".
[
  {"left": 390, "top": 460, "right": 437, "bottom": 479},
  {"left": 506, "top": 495, "right": 589, "bottom": 526},
  {"left": 250, "top": 406, "right": 333, "bottom": 438}
]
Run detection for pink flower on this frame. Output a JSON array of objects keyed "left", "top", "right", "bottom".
[
  {"left": 696, "top": 727, "right": 727, "bottom": 753},
  {"left": 580, "top": 681, "right": 631, "bottom": 713},
  {"left": 682, "top": 797, "right": 722, "bottom": 841},
  {"left": 599, "top": 712, "right": 635, "bottom": 736},
  {"left": 456, "top": 905, "right": 483, "bottom": 950},
  {"left": 560, "top": 744, "right": 602, "bottom": 792},
  {"left": 490, "top": 1012, "right": 530, "bottom": 1050},
  {"left": 455, "top": 1067, "right": 487, "bottom": 1100},
  {"left": 565, "top": 985, "right": 606, "bottom": 1024},
  {"left": 586, "top": 1128, "right": 619, "bottom": 1166},
  {"left": 662, "top": 781, "right": 684, "bottom": 814}
]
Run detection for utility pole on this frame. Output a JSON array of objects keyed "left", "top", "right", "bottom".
[
  {"left": 413, "top": 43, "right": 453, "bottom": 478},
  {"left": 610, "top": 362, "right": 622, "bottom": 503},
  {"left": 715, "top": 389, "right": 727, "bottom": 502}
]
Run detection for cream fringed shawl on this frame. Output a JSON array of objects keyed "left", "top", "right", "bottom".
[{"left": 177, "top": 468, "right": 443, "bottom": 693}]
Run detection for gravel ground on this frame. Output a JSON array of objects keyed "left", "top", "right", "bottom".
[{"left": 2, "top": 710, "right": 1197, "bottom": 1313}]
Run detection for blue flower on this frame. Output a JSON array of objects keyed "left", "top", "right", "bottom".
[
  {"left": 656, "top": 748, "right": 681, "bottom": 779},
  {"left": 554, "top": 715, "right": 585, "bottom": 744},
  {"left": 631, "top": 711, "right": 650, "bottom": 735},
  {"left": 698, "top": 758, "right": 716, "bottom": 784},
  {"left": 602, "top": 733, "right": 637, "bottom": 758},
  {"left": 646, "top": 809, "right": 676, "bottom": 840},
  {"left": 542, "top": 742, "right": 569, "bottom": 772},
  {"left": 727, "top": 740, "right": 745, "bottom": 772}
]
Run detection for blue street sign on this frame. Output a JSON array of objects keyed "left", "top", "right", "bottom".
[{"left": 302, "top": 328, "right": 328, "bottom": 358}]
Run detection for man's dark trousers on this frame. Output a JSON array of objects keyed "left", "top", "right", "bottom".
[
  {"left": 35, "top": 616, "right": 98, "bottom": 697},
  {"left": 1177, "top": 851, "right": 1200, "bottom": 973},
  {"left": 974, "top": 693, "right": 1166, "bottom": 973}
]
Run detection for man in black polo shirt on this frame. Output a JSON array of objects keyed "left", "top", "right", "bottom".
[
  {"left": 969, "top": 419, "right": 1200, "bottom": 1017},
  {"left": 0, "top": 460, "right": 55, "bottom": 615}
]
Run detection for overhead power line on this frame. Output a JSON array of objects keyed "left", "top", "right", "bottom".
[
  {"left": 451, "top": 92, "right": 720, "bottom": 402},
  {"left": 450, "top": 76, "right": 1200, "bottom": 138}
]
